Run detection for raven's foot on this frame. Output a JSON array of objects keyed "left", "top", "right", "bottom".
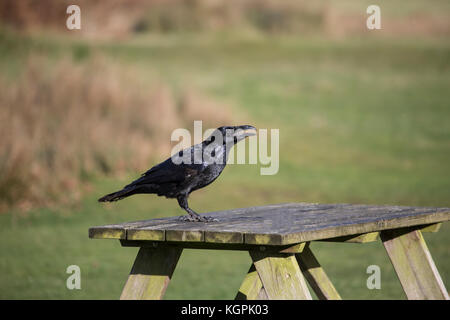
[
  {"left": 201, "top": 216, "right": 219, "bottom": 222},
  {"left": 179, "top": 214, "right": 218, "bottom": 223}
]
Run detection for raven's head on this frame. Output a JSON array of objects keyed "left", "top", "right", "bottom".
[{"left": 206, "top": 125, "right": 256, "bottom": 146}]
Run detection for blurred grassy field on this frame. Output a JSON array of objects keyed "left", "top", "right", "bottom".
[{"left": 0, "top": 30, "right": 449, "bottom": 299}]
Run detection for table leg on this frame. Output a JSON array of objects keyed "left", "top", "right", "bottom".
[
  {"left": 380, "top": 228, "right": 449, "bottom": 300},
  {"left": 120, "top": 246, "right": 182, "bottom": 300},
  {"left": 296, "top": 244, "right": 341, "bottom": 300},
  {"left": 235, "top": 264, "right": 268, "bottom": 300},
  {"left": 249, "top": 251, "right": 312, "bottom": 300}
]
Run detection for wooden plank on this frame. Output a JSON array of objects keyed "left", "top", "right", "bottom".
[
  {"left": 278, "top": 208, "right": 449, "bottom": 245},
  {"left": 296, "top": 244, "right": 341, "bottom": 300},
  {"left": 126, "top": 220, "right": 188, "bottom": 241},
  {"left": 315, "top": 223, "right": 439, "bottom": 243},
  {"left": 237, "top": 204, "right": 448, "bottom": 245},
  {"left": 120, "top": 246, "right": 182, "bottom": 300},
  {"left": 250, "top": 251, "right": 312, "bottom": 300},
  {"left": 257, "top": 287, "right": 268, "bottom": 299},
  {"left": 89, "top": 225, "right": 125, "bottom": 239},
  {"left": 241, "top": 204, "right": 359, "bottom": 245},
  {"left": 166, "top": 229, "right": 204, "bottom": 242},
  {"left": 380, "top": 228, "right": 449, "bottom": 300},
  {"left": 90, "top": 217, "right": 182, "bottom": 240},
  {"left": 128, "top": 229, "right": 166, "bottom": 241},
  {"left": 245, "top": 233, "right": 283, "bottom": 246},
  {"left": 201, "top": 204, "right": 302, "bottom": 244},
  {"left": 205, "top": 231, "right": 243, "bottom": 244},
  {"left": 123, "top": 206, "right": 288, "bottom": 243},
  {"left": 235, "top": 265, "right": 264, "bottom": 300},
  {"left": 91, "top": 203, "right": 450, "bottom": 245},
  {"left": 420, "top": 223, "right": 442, "bottom": 233},
  {"left": 90, "top": 203, "right": 330, "bottom": 242},
  {"left": 120, "top": 240, "right": 305, "bottom": 253},
  {"left": 279, "top": 242, "right": 306, "bottom": 253},
  {"left": 317, "top": 232, "right": 379, "bottom": 243}
]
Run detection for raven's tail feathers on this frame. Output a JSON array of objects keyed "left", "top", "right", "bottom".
[{"left": 98, "top": 187, "right": 137, "bottom": 202}]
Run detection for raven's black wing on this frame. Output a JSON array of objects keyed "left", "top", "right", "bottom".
[
  {"left": 124, "top": 155, "right": 204, "bottom": 188},
  {"left": 99, "top": 156, "right": 201, "bottom": 202}
]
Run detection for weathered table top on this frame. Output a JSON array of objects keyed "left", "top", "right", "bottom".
[{"left": 89, "top": 203, "right": 450, "bottom": 246}]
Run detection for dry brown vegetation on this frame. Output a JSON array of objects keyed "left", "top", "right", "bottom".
[
  {"left": 0, "top": 56, "right": 233, "bottom": 212},
  {"left": 1, "top": 0, "right": 448, "bottom": 39}
]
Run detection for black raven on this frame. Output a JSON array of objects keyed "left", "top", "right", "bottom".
[{"left": 98, "top": 125, "right": 256, "bottom": 222}]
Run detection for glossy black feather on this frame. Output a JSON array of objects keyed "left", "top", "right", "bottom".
[{"left": 98, "top": 125, "right": 256, "bottom": 222}]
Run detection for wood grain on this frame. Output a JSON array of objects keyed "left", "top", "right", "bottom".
[
  {"left": 89, "top": 203, "right": 450, "bottom": 245},
  {"left": 296, "top": 244, "right": 341, "bottom": 300},
  {"left": 120, "top": 239, "right": 306, "bottom": 253},
  {"left": 381, "top": 228, "right": 449, "bottom": 300},
  {"left": 250, "top": 251, "right": 312, "bottom": 300},
  {"left": 235, "top": 265, "right": 264, "bottom": 300},
  {"left": 318, "top": 232, "right": 379, "bottom": 243},
  {"left": 120, "top": 246, "right": 182, "bottom": 300}
]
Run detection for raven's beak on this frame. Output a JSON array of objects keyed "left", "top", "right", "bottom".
[{"left": 233, "top": 125, "right": 257, "bottom": 141}]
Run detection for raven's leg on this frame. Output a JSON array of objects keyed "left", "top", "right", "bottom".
[
  {"left": 177, "top": 195, "right": 203, "bottom": 221},
  {"left": 177, "top": 195, "right": 217, "bottom": 222}
]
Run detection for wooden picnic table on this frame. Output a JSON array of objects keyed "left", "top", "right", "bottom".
[{"left": 89, "top": 203, "right": 450, "bottom": 300}]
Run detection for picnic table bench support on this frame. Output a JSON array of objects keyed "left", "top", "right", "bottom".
[
  {"left": 120, "top": 246, "right": 182, "bottom": 300},
  {"left": 249, "top": 251, "right": 313, "bottom": 300},
  {"left": 235, "top": 264, "right": 267, "bottom": 300},
  {"left": 296, "top": 243, "right": 342, "bottom": 300},
  {"left": 236, "top": 242, "right": 341, "bottom": 300},
  {"left": 380, "top": 228, "right": 449, "bottom": 300}
]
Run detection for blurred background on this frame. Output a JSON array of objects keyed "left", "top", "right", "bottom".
[{"left": 0, "top": 0, "right": 449, "bottom": 299}]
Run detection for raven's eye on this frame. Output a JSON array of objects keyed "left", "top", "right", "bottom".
[
  {"left": 210, "top": 136, "right": 215, "bottom": 142},
  {"left": 179, "top": 151, "right": 183, "bottom": 157}
]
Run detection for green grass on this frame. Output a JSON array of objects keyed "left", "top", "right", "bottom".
[
  {"left": 0, "top": 30, "right": 449, "bottom": 299},
  {"left": 1, "top": 184, "right": 449, "bottom": 300}
]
